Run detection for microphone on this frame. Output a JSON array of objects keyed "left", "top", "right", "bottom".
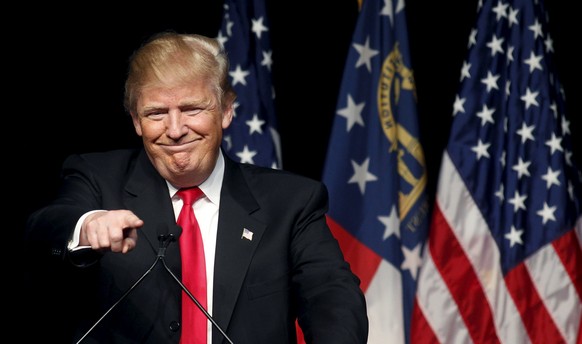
[
  {"left": 157, "top": 223, "right": 181, "bottom": 257},
  {"left": 76, "top": 223, "right": 234, "bottom": 344}
]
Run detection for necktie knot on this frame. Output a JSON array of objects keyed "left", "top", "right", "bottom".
[{"left": 177, "top": 186, "right": 204, "bottom": 205}]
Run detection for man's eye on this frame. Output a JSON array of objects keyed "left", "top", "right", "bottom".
[
  {"left": 183, "top": 109, "right": 203, "bottom": 116},
  {"left": 145, "top": 112, "right": 166, "bottom": 119}
]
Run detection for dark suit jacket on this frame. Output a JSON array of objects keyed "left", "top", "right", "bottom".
[{"left": 25, "top": 148, "right": 368, "bottom": 343}]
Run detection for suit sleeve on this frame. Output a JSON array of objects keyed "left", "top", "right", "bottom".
[
  {"left": 25, "top": 153, "right": 106, "bottom": 264},
  {"left": 291, "top": 182, "right": 368, "bottom": 343}
]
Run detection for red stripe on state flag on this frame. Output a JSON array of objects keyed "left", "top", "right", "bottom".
[
  {"left": 429, "top": 204, "right": 501, "bottom": 344},
  {"left": 504, "top": 261, "right": 566, "bottom": 343},
  {"left": 326, "top": 215, "right": 381, "bottom": 292}
]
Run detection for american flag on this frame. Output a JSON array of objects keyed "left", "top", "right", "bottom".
[
  {"left": 322, "top": 0, "right": 430, "bottom": 343},
  {"left": 411, "top": 0, "right": 582, "bottom": 343},
  {"left": 218, "top": 0, "right": 281, "bottom": 169}
]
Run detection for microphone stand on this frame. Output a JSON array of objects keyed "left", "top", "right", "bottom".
[
  {"left": 159, "top": 236, "right": 234, "bottom": 344},
  {"left": 76, "top": 234, "right": 234, "bottom": 344}
]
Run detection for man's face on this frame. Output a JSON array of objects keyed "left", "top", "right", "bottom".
[{"left": 132, "top": 80, "right": 233, "bottom": 188}]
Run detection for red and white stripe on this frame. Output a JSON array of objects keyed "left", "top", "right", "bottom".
[{"left": 411, "top": 152, "right": 582, "bottom": 344}]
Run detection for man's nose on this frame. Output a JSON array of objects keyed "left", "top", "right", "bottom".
[{"left": 166, "top": 111, "right": 188, "bottom": 139}]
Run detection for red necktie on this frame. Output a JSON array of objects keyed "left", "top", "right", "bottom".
[{"left": 176, "top": 187, "right": 207, "bottom": 344}]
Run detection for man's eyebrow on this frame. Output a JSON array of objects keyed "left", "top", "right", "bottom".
[
  {"left": 141, "top": 105, "right": 168, "bottom": 113},
  {"left": 140, "top": 98, "right": 213, "bottom": 113}
]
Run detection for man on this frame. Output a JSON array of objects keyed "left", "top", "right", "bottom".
[{"left": 25, "top": 32, "right": 368, "bottom": 343}]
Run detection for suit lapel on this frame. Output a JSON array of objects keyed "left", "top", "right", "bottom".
[
  {"left": 123, "top": 150, "right": 181, "bottom": 269},
  {"left": 212, "top": 158, "right": 266, "bottom": 339}
]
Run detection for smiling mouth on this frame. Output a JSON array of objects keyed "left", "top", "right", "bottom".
[{"left": 162, "top": 139, "right": 198, "bottom": 152}]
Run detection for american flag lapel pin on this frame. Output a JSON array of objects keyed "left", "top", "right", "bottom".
[{"left": 241, "top": 228, "right": 253, "bottom": 241}]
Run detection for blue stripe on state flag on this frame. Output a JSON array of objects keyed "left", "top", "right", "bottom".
[
  {"left": 411, "top": 0, "right": 582, "bottom": 342},
  {"left": 322, "top": 0, "right": 429, "bottom": 343},
  {"left": 218, "top": 0, "right": 281, "bottom": 169}
]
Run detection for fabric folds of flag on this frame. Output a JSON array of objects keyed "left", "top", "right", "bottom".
[
  {"left": 218, "top": 0, "right": 281, "bottom": 169},
  {"left": 322, "top": 0, "right": 429, "bottom": 343},
  {"left": 411, "top": 0, "right": 582, "bottom": 343}
]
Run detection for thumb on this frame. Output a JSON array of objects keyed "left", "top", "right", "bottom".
[{"left": 122, "top": 227, "right": 138, "bottom": 254}]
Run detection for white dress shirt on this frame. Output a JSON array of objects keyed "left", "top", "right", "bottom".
[{"left": 168, "top": 151, "right": 224, "bottom": 343}]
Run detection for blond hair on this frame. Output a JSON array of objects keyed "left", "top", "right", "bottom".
[{"left": 124, "top": 32, "right": 235, "bottom": 114}]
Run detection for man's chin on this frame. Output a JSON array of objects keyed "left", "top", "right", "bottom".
[{"left": 169, "top": 153, "right": 193, "bottom": 171}]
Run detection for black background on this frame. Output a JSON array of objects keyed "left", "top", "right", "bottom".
[
  {"left": 17, "top": 1, "right": 580, "bottom": 341},
  {"left": 21, "top": 1, "right": 580, "bottom": 229},
  {"left": 18, "top": 0, "right": 582, "bottom": 228}
]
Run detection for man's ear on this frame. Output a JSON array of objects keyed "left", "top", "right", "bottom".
[
  {"left": 130, "top": 112, "right": 143, "bottom": 136},
  {"left": 221, "top": 97, "right": 235, "bottom": 129}
]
